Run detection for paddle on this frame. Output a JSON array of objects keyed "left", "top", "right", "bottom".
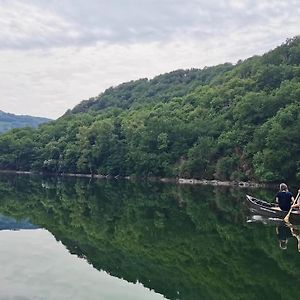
[{"left": 284, "top": 191, "right": 300, "bottom": 223}]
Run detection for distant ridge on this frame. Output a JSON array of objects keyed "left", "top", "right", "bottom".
[{"left": 0, "top": 110, "right": 51, "bottom": 133}]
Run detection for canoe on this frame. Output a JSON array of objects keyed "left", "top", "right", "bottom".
[{"left": 246, "top": 195, "right": 300, "bottom": 225}]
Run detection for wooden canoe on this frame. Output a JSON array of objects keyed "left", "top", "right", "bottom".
[{"left": 246, "top": 195, "right": 300, "bottom": 225}]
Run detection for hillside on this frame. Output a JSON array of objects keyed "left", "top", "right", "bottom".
[
  {"left": 0, "top": 110, "right": 51, "bottom": 133},
  {"left": 68, "top": 64, "right": 234, "bottom": 114},
  {"left": 0, "top": 37, "right": 300, "bottom": 183}
]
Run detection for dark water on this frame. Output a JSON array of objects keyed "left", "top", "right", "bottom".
[{"left": 0, "top": 174, "right": 300, "bottom": 300}]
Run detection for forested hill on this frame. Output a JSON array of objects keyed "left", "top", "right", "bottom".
[
  {"left": 68, "top": 64, "right": 234, "bottom": 114},
  {"left": 0, "top": 111, "right": 51, "bottom": 133},
  {"left": 1, "top": 37, "right": 300, "bottom": 183}
]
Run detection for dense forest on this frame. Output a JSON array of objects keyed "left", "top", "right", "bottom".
[
  {"left": 1, "top": 37, "right": 300, "bottom": 183},
  {"left": 0, "top": 175, "right": 299, "bottom": 300},
  {"left": 0, "top": 110, "right": 51, "bottom": 133}
]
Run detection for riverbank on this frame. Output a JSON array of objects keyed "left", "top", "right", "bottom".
[{"left": 0, "top": 169, "right": 272, "bottom": 188}]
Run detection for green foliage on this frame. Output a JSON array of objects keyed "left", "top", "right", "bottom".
[
  {"left": 252, "top": 103, "right": 300, "bottom": 182},
  {"left": 1, "top": 38, "right": 300, "bottom": 182},
  {"left": 181, "top": 137, "right": 217, "bottom": 178},
  {"left": 69, "top": 65, "right": 234, "bottom": 114}
]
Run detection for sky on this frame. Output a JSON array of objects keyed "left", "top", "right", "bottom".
[{"left": 0, "top": 0, "right": 299, "bottom": 119}]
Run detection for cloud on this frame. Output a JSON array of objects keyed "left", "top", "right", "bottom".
[
  {"left": 0, "top": 1, "right": 75, "bottom": 49},
  {"left": 0, "top": 0, "right": 299, "bottom": 49},
  {"left": 0, "top": 0, "right": 299, "bottom": 118}
]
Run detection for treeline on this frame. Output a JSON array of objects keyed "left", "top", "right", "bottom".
[{"left": 1, "top": 37, "right": 300, "bottom": 182}]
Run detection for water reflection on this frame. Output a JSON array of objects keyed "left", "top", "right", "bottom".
[
  {"left": 247, "top": 210, "right": 300, "bottom": 253},
  {"left": 0, "top": 213, "right": 38, "bottom": 230},
  {"left": 276, "top": 223, "right": 300, "bottom": 252},
  {"left": 0, "top": 174, "right": 300, "bottom": 300},
  {"left": 0, "top": 229, "right": 166, "bottom": 300}
]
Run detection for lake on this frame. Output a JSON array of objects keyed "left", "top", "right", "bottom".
[{"left": 0, "top": 174, "right": 299, "bottom": 300}]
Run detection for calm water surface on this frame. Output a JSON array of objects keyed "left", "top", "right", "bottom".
[{"left": 0, "top": 174, "right": 299, "bottom": 300}]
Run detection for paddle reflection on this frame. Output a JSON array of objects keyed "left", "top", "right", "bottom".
[{"left": 284, "top": 223, "right": 300, "bottom": 252}]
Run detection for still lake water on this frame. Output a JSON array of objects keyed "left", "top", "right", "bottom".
[{"left": 0, "top": 174, "right": 300, "bottom": 300}]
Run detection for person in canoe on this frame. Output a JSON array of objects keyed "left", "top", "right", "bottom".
[{"left": 275, "top": 183, "right": 300, "bottom": 212}]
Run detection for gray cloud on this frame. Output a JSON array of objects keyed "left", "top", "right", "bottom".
[{"left": 0, "top": 0, "right": 299, "bottom": 49}]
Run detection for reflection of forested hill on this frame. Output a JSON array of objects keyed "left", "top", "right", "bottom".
[
  {"left": 0, "top": 110, "right": 51, "bottom": 133},
  {"left": 0, "top": 174, "right": 299, "bottom": 300},
  {"left": 0, "top": 214, "right": 38, "bottom": 230}
]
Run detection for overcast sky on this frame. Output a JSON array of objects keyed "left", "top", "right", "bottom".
[{"left": 0, "top": 0, "right": 299, "bottom": 119}]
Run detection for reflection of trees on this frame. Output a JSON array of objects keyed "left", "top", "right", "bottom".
[{"left": 0, "top": 174, "right": 300, "bottom": 299}]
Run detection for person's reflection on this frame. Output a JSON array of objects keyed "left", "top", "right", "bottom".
[
  {"left": 276, "top": 224, "right": 292, "bottom": 250},
  {"left": 276, "top": 223, "right": 300, "bottom": 252}
]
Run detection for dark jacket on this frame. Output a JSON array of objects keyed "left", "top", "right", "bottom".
[{"left": 276, "top": 191, "right": 293, "bottom": 211}]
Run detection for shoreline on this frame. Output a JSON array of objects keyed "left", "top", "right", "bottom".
[{"left": 0, "top": 169, "right": 272, "bottom": 188}]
